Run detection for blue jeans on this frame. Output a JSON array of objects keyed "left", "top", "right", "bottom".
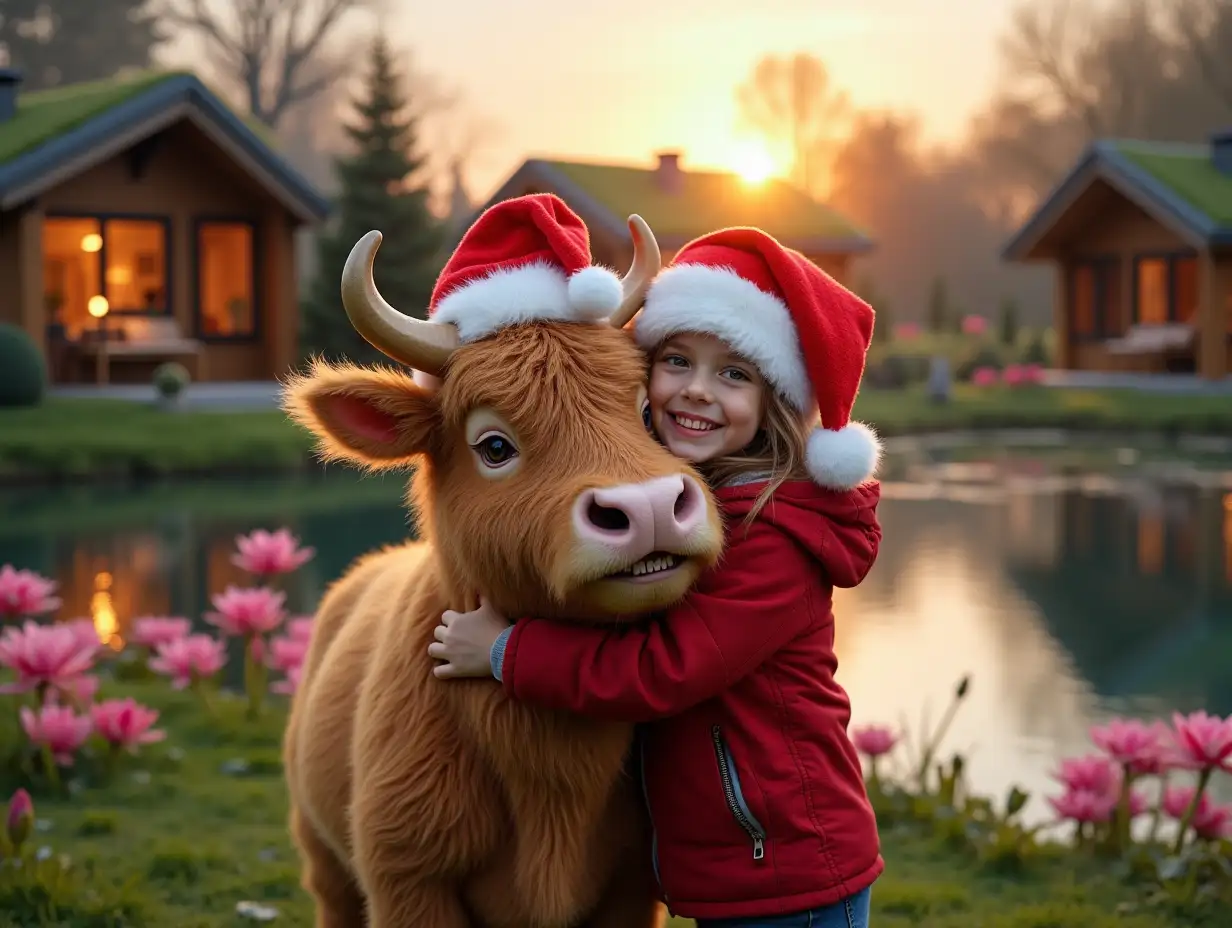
[{"left": 695, "top": 886, "right": 871, "bottom": 928}]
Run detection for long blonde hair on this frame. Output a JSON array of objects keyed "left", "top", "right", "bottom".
[
  {"left": 647, "top": 338, "right": 813, "bottom": 524},
  {"left": 698, "top": 386, "right": 813, "bottom": 523}
]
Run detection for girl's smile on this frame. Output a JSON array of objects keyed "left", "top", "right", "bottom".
[{"left": 649, "top": 332, "right": 766, "bottom": 463}]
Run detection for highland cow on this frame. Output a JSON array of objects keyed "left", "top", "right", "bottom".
[{"left": 282, "top": 203, "right": 724, "bottom": 928}]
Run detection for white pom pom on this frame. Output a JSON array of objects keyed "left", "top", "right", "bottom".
[
  {"left": 567, "top": 266, "right": 623, "bottom": 320},
  {"left": 805, "top": 422, "right": 882, "bottom": 490}
]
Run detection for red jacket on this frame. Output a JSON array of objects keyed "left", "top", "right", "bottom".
[{"left": 497, "top": 479, "right": 884, "bottom": 920}]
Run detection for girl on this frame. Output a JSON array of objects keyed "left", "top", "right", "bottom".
[{"left": 428, "top": 226, "right": 884, "bottom": 928}]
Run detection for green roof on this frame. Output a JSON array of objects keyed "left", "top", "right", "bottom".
[
  {"left": 544, "top": 158, "right": 869, "bottom": 245},
  {"left": 0, "top": 69, "right": 277, "bottom": 167},
  {"left": 1112, "top": 139, "right": 1232, "bottom": 226}
]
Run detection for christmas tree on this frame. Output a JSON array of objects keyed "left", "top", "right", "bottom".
[{"left": 301, "top": 34, "right": 444, "bottom": 366}]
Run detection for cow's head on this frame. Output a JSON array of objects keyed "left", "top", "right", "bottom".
[{"left": 285, "top": 219, "right": 723, "bottom": 621}]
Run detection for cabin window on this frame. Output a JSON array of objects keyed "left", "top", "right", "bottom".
[
  {"left": 196, "top": 221, "right": 256, "bottom": 340},
  {"left": 1133, "top": 252, "right": 1199, "bottom": 325},
  {"left": 1069, "top": 259, "right": 1120, "bottom": 339},
  {"left": 1172, "top": 256, "right": 1198, "bottom": 323},
  {"left": 43, "top": 216, "right": 169, "bottom": 338}
]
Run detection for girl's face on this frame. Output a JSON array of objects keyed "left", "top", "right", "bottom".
[{"left": 647, "top": 331, "right": 766, "bottom": 464}]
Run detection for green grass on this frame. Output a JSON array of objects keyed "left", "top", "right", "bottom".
[
  {"left": 1113, "top": 140, "right": 1232, "bottom": 226},
  {"left": 0, "top": 69, "right": 279, "bottom": 168},
  {"left": 2, "top": 383, "right": 1230, "bottom": 484},
  {"left": 1, "top": 679, "right": 1223, "bottom": 927},
  {"left": 0, "top": 399, "right": 312, "bottom": 481}
]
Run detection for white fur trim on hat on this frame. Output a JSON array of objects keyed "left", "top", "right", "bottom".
[
  {"left": 635, "top": 263, "right": 812, "bottom": 411},
  {"left": 433, "top": 261, "right": 622, "bottom": 342},
  {"left": 805, "top": 422, "right": 882, "bottom": 490}
]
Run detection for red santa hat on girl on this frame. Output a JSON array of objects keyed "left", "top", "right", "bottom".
[
  {"left": 429, "top": 193, "right": 623, "bottom": 340},
  {"left": 634, "top": 226, "right": 881, "bottom": 491}
]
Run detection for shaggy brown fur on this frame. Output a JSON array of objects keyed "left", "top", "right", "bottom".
[{"left": 282, "top": 322, "right": 724, "bottom": 928}]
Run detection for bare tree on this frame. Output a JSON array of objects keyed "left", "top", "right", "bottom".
[
  {"left": 1170, "top": 0, "right": 1232, "bottom": 110},
  {"left": 735, "top": 52, "right": 851, "bottom": 198},
  {"left": 159, "top": 0, "right": 372, "bottom": 128}
]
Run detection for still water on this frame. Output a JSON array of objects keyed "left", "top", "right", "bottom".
[{"left": 3, "top": 437, "right": 1232, "bottom": 818}]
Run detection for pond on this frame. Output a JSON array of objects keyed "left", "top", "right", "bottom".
[{"left": 3, "top": 436, "right": 1232, "bottom": 819}]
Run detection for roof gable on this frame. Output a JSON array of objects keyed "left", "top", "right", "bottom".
[
  {"left": 0, "top": 70, "right": 329, "bottom": 222},
  {"left": 486, "top": 157, "right": 872, "bottom": 254},
  {"left": 1003, "top": 138, "right": 1232, "bottom": 261}
]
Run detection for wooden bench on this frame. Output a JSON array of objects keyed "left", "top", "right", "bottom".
[{"left": 76, "top": 316, "right": 206, "bottom": 385}]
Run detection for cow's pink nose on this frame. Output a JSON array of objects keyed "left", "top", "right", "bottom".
[{"left": 572, "top": 474, "right": 706, "bottom": 558}]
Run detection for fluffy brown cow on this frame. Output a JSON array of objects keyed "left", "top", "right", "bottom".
[{"left": 282, "top": 211, "right": 724, "bottom": 928}]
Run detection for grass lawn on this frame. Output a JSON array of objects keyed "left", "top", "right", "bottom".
[
  {"left": 1, "top": 679, "right": 1225, "bottom": 928},
  {"left": 2, "top": 385, "right": 1231, "bottom": 483}
]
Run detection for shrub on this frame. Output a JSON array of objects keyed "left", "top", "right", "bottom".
[
  {"left": 0, "top": 323, "right": 47, "bottom": 408},
  {"left": 956, "top": 346, "right": 1004, "bottom": 382},
  {"left": 152, "top": 362, "right": 190, "bottom": 399}
]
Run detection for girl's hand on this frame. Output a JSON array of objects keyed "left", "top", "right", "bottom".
[{"left": 428, "top": 597, "right": 511, "bottom": 679}]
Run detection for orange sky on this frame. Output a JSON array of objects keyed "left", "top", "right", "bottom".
[{"left": 393, "top": 0, "right": 1022, "bottom": 200}]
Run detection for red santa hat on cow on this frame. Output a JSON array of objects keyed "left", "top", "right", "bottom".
[
  {"left": 633, "top": 226, "right": 882, "bottom": 491},
  {"left": 428, "top": 193, "right": 623, "bottom": 341}
]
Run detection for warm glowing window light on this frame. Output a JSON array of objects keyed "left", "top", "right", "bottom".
[
  {"left": 91, "top": 570, "right": 123, "bottom": 650},
  {"left": 81, "top": 233, "right": 102, "bottom": 253}
]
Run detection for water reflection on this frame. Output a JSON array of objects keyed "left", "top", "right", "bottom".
[{"left": 1, "top": 455, "right": 1230, "bottom": 818}]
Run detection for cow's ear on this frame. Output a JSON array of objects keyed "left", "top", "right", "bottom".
[{"left": 282, "top": 360, "right": 440, "bottom": 469}]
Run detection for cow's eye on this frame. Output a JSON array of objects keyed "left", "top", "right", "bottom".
[
  {"left": 641, "top": 398, "right": 652, "bottom": 431},
  {"left": 471, "top": 432, "right": 518, "bottom": 469}
]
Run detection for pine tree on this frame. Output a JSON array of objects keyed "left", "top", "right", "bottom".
[
  {"left": 998, "top": 295, "right": 1020, "bottom": 347},
  {"left": 926, "top": 277, "right": 949, "bottom": 334},
  {"left": 301, "top": 35, "right": 444, "bottom": 366}
]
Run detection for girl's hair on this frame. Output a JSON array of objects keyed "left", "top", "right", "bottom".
[
  {"left": 697, "top": 386, "right": 813, "bottom": 524},
  {"left": 647, "top": 335, "right": 812, "bottom": 524}
]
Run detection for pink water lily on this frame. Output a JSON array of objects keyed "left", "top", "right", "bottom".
[
  {"left": 62, "top": 617, "right": 103, "bottom": 655},
  {"left": 20, "top": 703, "right": 93, "bottom": 765},
  {"left": 233, "top": 528, "right": 314, "bottom": 576},
  {"left": 1162, "top": 785, "right": 1232, "bottom": 840},
  {"left": 286, "top": 617, "right": 315, "bottom": 643},
  {"left": 1170, "top": 711, "right": 1232, "bottom": 772},
  {"left": 0, "top": 565, "right": 61, "bottom": 619},
  {"left": 128, "top": 616, "right": 192, "bottom": 650},
  {"left": 0, "top": 621, "right": 97, "bottom": 694},
  {"left": 5, "top": 788, "right": 33, "bottom": 850},
  {"left": 149, "top": 634, "right": 227, "bottom": 689},
  {"left": 1090, "top": 718, "right": 1173, "bottom": 774},
  {"left": 90, "top": 698, "right": 165, "bottom": 752},
  {"left": 851, "top": 725, "right": 898, "bottom": 757},
  {"left": 205, "top": 586, "right": 286, "bottom": 638},
  {"left": 272, "top": 663, "right": 302, "bottom": 696},
  {"left": 267, "top": 634, "right": 309, "bottom": 673},
  {"left": 1049, "top": 788, "right": 1118, "bottom": 823},
  {"left": 1051, "top": 754, "right": 1118, "bottom": 795}
]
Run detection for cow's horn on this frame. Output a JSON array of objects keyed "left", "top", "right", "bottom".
[
  {"left": 340, "top": 231, "right": 460, "bottom": 376},
  {"left": 608, "top": 215, "right": 662, "bottom": 330}
]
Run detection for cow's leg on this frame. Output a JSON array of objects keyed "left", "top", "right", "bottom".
[
  {"left": 350, "top": 695, "right": 502, "bottom": 928},
  {"left": 290, "top": 804, "right": 367, "bottom": 928},
  {"left": 363, "top": 881, "right": 472, "bottom": 928}
]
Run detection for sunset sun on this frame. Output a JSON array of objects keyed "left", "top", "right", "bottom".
[{"left": 731, "top": 143, "right": 776, "bottom": 184}]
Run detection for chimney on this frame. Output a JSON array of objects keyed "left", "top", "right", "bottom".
[
  {"left": 655, "top": 150, "right": 684, "bottom": 194},
  {"left": 0, "top": 68, "right": 22, "bottom": 123}
]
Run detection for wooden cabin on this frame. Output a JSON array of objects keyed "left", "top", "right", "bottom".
[
  {"left": 471, "top": 152, "right": 873, "bottom": 286},
  {"left": 1003, "top": 134, "right": 1232, "bottom": 380},
  {"left": 0, "top": 68, "right": 330, "bottom": 384}
]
